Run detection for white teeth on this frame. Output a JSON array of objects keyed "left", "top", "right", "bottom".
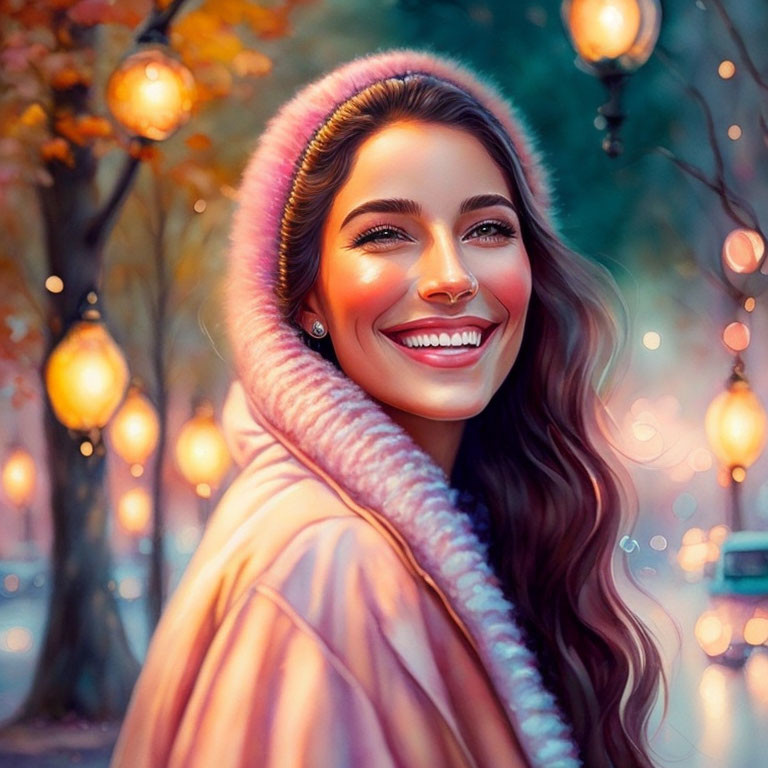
[{"left": 399, "top": 329, "right": 485, "bottom": 348}]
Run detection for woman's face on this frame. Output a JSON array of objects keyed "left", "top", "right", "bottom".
[{"left": 301, "top": 120, "right": 532, "bottom": 421}]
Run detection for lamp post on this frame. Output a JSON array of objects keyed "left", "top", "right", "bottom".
[
  {"left": 705, "top": 359, "right": 767, "bottom": 531},
  {"left": 562, "top": 0, "right": 661, "bottom": 156},
  {"left": 1, "top": 447, "right": 37, "bottom": 557},
  {"left": 175, "top": 401, "right": 231, "bottom": 526}
]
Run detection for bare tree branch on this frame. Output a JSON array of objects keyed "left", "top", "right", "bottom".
[
  {"left": 653, "top": 46, "right": 763, "bottom": 235},
  {"left": 709, "top": 0, "right": 768, "bottom": 94}
]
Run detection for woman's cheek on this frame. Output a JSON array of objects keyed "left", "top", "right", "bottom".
[
  {"left": 484, "top": 257, "right": 531, "bottom": 321},
  {"left": 324, "top": 254, "right": 407, "bottom": 320}
]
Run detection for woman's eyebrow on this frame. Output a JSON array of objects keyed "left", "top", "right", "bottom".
[{"left": 340, "top": 193, "right": 516, "bottom": 230}]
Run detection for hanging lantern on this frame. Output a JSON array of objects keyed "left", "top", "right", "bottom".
[
  {"left": 562, "top": 0, "right": 661, "bottom": 156},
  {"left": 106, "top": 45, "right": 196, "bottom": 141},
  {"left": 109, "top": 387, "right": 159, "bottom": 474},
  {"left": 117, "top": 487, "right": 152, "bottom": 535},
  {"left": 175, "top": 402, "right": 231, "bottom": 498},
  {"left": 45, "top": 311, "right": 129, "bottom": 433},
  {"left": 1, "top": 448, "right": 36, "bottom": 508},
  {"left": 705, "top": 372, "right": 767, "bottom": 471}
]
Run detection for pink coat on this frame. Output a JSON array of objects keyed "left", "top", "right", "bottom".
[
  {"left": 110, "top": 384, "right": 540, "bottom": 767},
  {"left": 111, "top": 49, "right": 580, "bottom": 767}
]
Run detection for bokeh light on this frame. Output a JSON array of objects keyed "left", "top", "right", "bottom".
[
  {"left": 695, "top": 613, "right": 732, "bottom": 657},
  {"left": 722, "top": 322, "right": 750, "bottom": 352},
  {"left": 2, "top": 627, "right": 33, "bottom": 653},
  {"left": 44, "top": 275, "right": 64, "bottom": 293},
  {"left": 1, "top": 448, "right": 36, "bottom": 507},
  {"left": 642, "top": 330, "right": 661, "bottom": 350},
  {"left": 718, "top": 60, "right": 736, "bottom": 79},
  {"left": 723, "top": 229, "right": 765, "bottom": 274},
  {"left": 117, "top": 487, "right": 151, "bottom": 535}
]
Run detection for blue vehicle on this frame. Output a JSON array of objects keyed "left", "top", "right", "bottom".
[{"left": 695, "top": 531, "right": 768, "bottom": 667}]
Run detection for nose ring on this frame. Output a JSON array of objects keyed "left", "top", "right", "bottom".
[{"left": 447, "top": 276, "right": 479, "bottom": 305}]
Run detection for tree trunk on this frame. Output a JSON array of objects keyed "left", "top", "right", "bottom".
[
  {"left": 16, "top": 17, "right": 140, "bottom": 721},
  {"left": 20, "top": 399, "right": 140, "bottom": 719},
  {"left": 147, "top": 179, "right": 170, "bottom": 630}
]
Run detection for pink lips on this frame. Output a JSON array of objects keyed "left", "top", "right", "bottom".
[
  {"left": 381, "top": 316, "right": 500, "bottom": 369},
  {"left": 381, "top": 315, "right": 495, "bottom": 335}
]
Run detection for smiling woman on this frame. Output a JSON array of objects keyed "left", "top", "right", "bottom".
[{"left": 111, "top": 49, "right": 664, "bottom": 768}]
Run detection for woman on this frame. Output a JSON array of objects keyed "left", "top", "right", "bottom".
[{"left": 111, "top": 48, "right": 663, "bottom": 768}]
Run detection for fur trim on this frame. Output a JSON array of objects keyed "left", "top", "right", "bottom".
[{"left": 227, "top": 48, "right": 581, "bottom": 767}]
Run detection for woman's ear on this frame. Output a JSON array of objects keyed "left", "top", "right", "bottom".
[{"left": 297, "top": 286, "right": 326, "bottom": 335}]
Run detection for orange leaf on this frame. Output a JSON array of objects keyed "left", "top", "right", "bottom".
[
  {"left": 50, "top": 66, "right": 91, "bottom": 90},
  {"left": 67, "top": 0, "right": 144, "bottom": 27},
  {"left": 77, "top": 115, "right": 112, "bottom": 138},
  {"left": 19, "top": 103, "right": 48, "bottom": 128},
  {"left": 128, "top": 140, "right": 157, "bottom": 162},
  {"left": 54, "top": 113, "right": 84, "bottom": 144},
  {"left": 41, "top": 137, "right": 74, "bottom": 167},
  {"left": 185, "top": 133, "right": 213, "bottom": 151},
  {"left": 243, "top": 6, "right": 290, "bottom": 39},
  {"left": 232, "top": 49, "right": 272, "bottom": 78}
]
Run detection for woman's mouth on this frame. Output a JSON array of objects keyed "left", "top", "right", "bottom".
[{"left": 381, "top": 323, "right": 500, "bottom": 368}]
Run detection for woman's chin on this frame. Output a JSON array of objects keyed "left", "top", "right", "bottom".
[{"left": 377, "top": 394, "right": 489, "bottom": 423}]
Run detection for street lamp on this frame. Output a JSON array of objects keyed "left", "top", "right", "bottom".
[
  {"left": 175, "top": 401, "right": 231, "bottom": 524},
  {"left": 1, "top": 447, "right": 36, "bottom": 556},
  {"left": 108, "top": 386, "right": 160, "bottom": 477},
  {"left": 106, "top": 45, "right": 196, "bottom": 141},
  {"left": 705, "top": 362, "right": 767, "bottom": 531},
  {"left": 562, "top": 0, "right": 662, "bottom": 156},
  {"left": 44, "top": 297, "right": 129, "bottom": 436}
]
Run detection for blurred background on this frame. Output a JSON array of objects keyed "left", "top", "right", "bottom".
[{"left": 1, "top": 1, "right": 767, "bottom": 766}]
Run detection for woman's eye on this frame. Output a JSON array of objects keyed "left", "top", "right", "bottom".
[
  {"left": 351, "top": 225, "right": 410, "bottom": 248},
  {"left": 466, "top": 220, "right": 517, "bottom": 242}
]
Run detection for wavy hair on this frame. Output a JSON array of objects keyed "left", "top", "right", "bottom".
[{"left": 276, "top": 74, "right": 665, "bottom": 767}]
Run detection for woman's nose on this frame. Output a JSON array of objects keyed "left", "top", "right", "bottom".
[{"left": 417, "top": 229, "right": 478, "bottom": 305}]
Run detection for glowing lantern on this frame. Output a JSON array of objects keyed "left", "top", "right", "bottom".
[
  {"left": 705, "top": 375, "right": 767, "bottom": 472},
  {"left": 1, "top": 448, "right": 36, "bottom": 507},
  {"left": 106, "top": 46, "right": 195, "bottom": 141},
  {"left": 117, "top": 487, "right": 151, "bottom": 535},
  {"left": 109, "top": 387, "right": 159, "bottom": 473},
  {"left": 175, "top": 402, "right": 231, "bottom": 498},
  {"left": 45, "top": 319, "right": 129, "bottom": 432},
  {"left": 562, "top": 0, "right": 661, "bottom": 156}
]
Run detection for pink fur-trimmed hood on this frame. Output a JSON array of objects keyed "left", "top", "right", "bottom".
[{"left": 225, "top": 48, "right": 580, "bottom": 767}]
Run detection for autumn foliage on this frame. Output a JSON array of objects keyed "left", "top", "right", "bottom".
[{"left": 0, "top": 0, "right": 311, "bottom": 386}]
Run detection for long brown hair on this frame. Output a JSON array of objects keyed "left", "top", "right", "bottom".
[{"left": 277, "top": 73, "right": 665, "bottom": 767}]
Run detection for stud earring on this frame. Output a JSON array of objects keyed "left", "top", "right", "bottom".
[{"left": 310, "top": 320, "right": 327, "bottom": 338}]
